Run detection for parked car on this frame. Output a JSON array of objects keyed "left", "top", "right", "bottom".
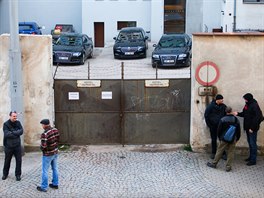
[
  {"left": 19, "top": 22, "right": 43, "bottom": 35},
  {"left": 151, "top": 33, "right": 192, "bottom": 68},
  {"left": 51, "top": 24, "right": 76, "bottom": 43},
  {"left": 113, "top": 27, "right": 149, "bottom": 59},
  {"left": 53, "top": 33, "right": 93, "bottom": 65}
]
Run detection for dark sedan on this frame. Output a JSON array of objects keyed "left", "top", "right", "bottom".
[
  {"left": 53, "top": 33, "right": 93, "bottom": 65},
  {"left": 113, "top": 27, "right": 149, "bottom": 59},
  {"left": 152, "top": 33, "right": 192, "bottom": 68}
]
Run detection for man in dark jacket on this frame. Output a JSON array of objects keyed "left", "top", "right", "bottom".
[
  {"left": 207, "top": 106, "right": 241, "bottom": 172},
  {"left": 204, "top": 94, "right": 227, "bottom": 159},
  {"left": 234, "top": 93, "right": 263, "bottom": 166},
  {"left": 2, "top": 111, "right": 23, "bottom": 181}
]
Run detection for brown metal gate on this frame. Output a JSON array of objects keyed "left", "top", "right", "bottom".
[{"left": 54, "top": 79, "right": 190, "bottom": 145}]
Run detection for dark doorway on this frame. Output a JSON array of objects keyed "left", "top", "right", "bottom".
[
  {"left": 94, "top": 22, "right": 104, "bottom": 47},
  {"left": 164, "top": 0, "right": 186, "bottom": 33}
]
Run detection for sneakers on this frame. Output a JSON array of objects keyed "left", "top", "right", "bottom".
[
  {"left": 2, "top": 175, "right": 7, "bottom": 180},
  {"left": 246, "top": 161, "right": 256, "bottom": 166},
  {"left": 207, "top": 162, "right": 216, "bottom": 168},
  {"left": 49, "top": 183, "right": 59, "bottom": 189},
  {"left": 226, "top": 166, "right": 232, "bottom": 172},
  {"left": 210, "top": 154, "right": 215, "bottom": 159},
  {"left": 244, "top": 158, "right": 250, "bottom": 162},
  {"left": 16, "top": 175, "right": 21, "bottom": 181},
  {"left": 37, "top": 186, "right": 47, "bottom": 192},
  {"left": 222, "top": 154, "right": 227, "bottom": 161}
]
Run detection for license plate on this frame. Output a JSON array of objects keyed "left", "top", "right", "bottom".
[
  {"left": 59, "top": 57, "right": 68, "bottom": 60},
  {"left": 164, "top": 60, "right": 174, "bottom": 63},
  {"left": 125, "top": 52, "right": 134, "bottom": 55}
]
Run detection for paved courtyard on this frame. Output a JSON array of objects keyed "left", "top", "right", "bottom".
[
  {"left": 0, "top": 145, "right": 263, "bottom": 198},
  {"left": 53, "top": 43, "right": 191, "bottom": 80}
]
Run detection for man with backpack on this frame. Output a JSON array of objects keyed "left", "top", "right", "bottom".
[{"left": 207, "top": 106, "right": 241, "bottom": 172}]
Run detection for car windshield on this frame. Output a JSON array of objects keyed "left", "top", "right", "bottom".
[
  {"left": 117, "top": 31, "right": 143, "bottom": 41},
  {"left": 19, "top": 25, "right": 33, "bottom": 31},
  {"left": 158, "top": 36, "right": 186, "bottom": 48},
  {"left": 57, "top": 36, "right": 82, "bottom": 46}
]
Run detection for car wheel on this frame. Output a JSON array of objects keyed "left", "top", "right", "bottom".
[
  {"left": 80, "top": 54, "right": 85, "bottom": 65},
  {"left": 89, "top": 49, "right": 93, "bottom": 58}
]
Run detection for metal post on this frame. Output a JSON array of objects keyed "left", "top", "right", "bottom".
[
  {"left": 88, "top": 61, "right": 90, "bottom": 79},
  {"left": 9, "top": 0, "right": 24, "bottom": 153},
  {"left": 120, "top": 62, "right": 125, "bottom": 147}
]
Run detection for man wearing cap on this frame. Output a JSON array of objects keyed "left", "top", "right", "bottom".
[
  {"left": 234, "top": 93, "right": 263, "bottom": 166},
  {"left": 204, "top": 94, "right": 227, "bottom": 159},
  {"left": 37, "top": 119, "right": 60, "bottom": 192}
]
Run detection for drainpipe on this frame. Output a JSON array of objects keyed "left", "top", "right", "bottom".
[{"left": 233, "top": 0, "right": 237, "bottom": 32}]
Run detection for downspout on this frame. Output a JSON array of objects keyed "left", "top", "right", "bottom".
[{"left": 233, "top": 0, "right": 237, "bottom": 32}]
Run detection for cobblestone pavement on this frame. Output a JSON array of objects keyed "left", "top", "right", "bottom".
[{"left": 0, "top": 145, "right": 263, "bottom": 198}]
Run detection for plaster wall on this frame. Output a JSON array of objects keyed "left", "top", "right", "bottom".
[
  {"left": 0, "top": 34, "right": 54, "bottom": 148},
  {"left": 191, "top": 33, "right": 264, "bottom": 152},
  {"left": 82, "top": 0, "right": 152, "bottom": 45}
]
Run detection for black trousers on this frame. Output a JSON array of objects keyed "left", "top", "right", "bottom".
[
  {"left": 209, "top": 125, "right": 218, "bottom": 154},
  {"left": 3, "top": 146, "right": 22, "bottom": 177}
]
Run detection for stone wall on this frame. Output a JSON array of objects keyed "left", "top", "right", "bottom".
[{"left": 191, "top": 33, "right": 264, "bottom": 154}]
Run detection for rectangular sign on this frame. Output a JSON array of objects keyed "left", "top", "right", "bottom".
[
  {"left": 102, "top": 91, "right": 112, "bottom": 99},
  {"left": 145, "top": 80, "right": 169, "bottom": 87},
  {"left": 68, "top": 92, "right": 79, "bottom": 100},
  {"left": 77, "top": 80, "right": 101, "bottom": 88}
]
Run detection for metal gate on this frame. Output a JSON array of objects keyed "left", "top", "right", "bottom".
[{"left": 54, "top": 79, "right": 190, "bottom": 145}]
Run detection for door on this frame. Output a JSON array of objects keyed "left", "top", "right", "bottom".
[{"left": 94, "top": 22, "right": 104, "bottom": 47}]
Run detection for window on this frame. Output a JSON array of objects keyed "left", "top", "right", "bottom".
[
  {"left": 243, "top": 0, "right": 264, "bottom": 3},
  {"left": 117, "top": 21, "right": 136, "bottom": 30}
]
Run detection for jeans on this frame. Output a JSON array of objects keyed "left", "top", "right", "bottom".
[
  {"left": 3, "top": 146, "right": 22, "bottom": 177},
  {"left": 246, "top": 130, "right": 257, "bottom": 163},
  {"left": 41, "top": 154, "right": 59, "bottom": 190}
]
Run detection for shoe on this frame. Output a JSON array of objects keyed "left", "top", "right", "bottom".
[
  {"left": 49, "top": 184, "right": 59, "bottom": 189},
  {"left": 222, "top": 154, "right": 227, "bottom": 161},
  {"left": 16, "top": 175, "right": 21, "bottom": 181},
  {"left": 244, "top": 158, "right": 250, "bottom": 162},
  {"left": 2, "top": 175, "right": 7, "bottom": 180},
  {"left": 226, "top": 166, "right": 232, "bottom": 172},
  {"left": 207, "top": 162, "right": 216, "bottom": 168},
  {"left": 246, "top": 161, "right": 256, "bottom": 166},
  {"left": 37, "top": 186, "right": 47, "bottom": 192},
  {"left": 210, "top": 154, "right": 215, "bottom": 159}
]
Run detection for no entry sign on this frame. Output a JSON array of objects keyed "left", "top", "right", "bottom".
[{"left": 195, "top": 61, "right": 220, "bottom": 86}]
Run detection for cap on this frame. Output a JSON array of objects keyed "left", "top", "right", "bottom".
[
  {"left": 40, "top": 119, "right": 50, "bottom": 125},
  {"left": 215, "top": 94, "right": 224, "bottom": 100}
]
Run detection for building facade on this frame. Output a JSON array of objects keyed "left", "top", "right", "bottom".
[{"left": 0, "top": 0, "right": 263, "bottom": 45}]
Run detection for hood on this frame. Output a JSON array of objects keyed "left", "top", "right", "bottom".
[
  {"left": 53, "top": 45, "right": 83, "bottom": 52},
  {"left": 243, "top": 93, "right": 254, "bottom": 101},
  {"left": 152, "top": 46, "right": 188, "bottom": 55}
]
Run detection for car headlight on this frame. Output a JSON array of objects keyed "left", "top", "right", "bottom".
[
  {"left": 137, "top": 46, "right": 144, "bottom": 51},
  {"left": 72, "top": 52, "right": 82, "bottom": 57},
  {"left": 178, "top": 54, "right": 187, "bottom": 58},
  {"left": 152, "top": 54, "right": 159, "bottom": 59}
]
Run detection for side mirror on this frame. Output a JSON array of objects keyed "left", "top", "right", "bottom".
[
  {"left": 153, "top": 44, "right": 157, "bottom": 47},
  {"left": 113, "top": 37, "right": 117, "bottom": 40},
  {"left": 145, "top": 36, "right": 149, "bottom": 40}
]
